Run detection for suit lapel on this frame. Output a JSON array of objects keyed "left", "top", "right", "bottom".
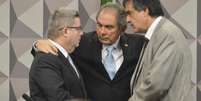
[
  {"left": 58, "top": 50, "right": 87, "bottom": 97},
  {"left": 130, "top": 17, "right": 166, "bottom": 92},
  {"left": 57, "top": 51, "right": 80, "bottom": 79},
  {"left": 91, "top": 34, "right": 112, "bottom": 81},
  {"left": 130, "top": 38, "right": 149, "bottom": 93},
  {"left": 113, "top": 34, "right": 130, "bottom": 81}
]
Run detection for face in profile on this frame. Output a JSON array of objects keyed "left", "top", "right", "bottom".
[
  {"left": 67, "top": 17, "right": 83, "bottom": 52},
  {"left": 124, "top": 1, "right": 148, "bottom": 33},
  {"left": 96, "top": 9, "right": 121, "bottom": 45}
]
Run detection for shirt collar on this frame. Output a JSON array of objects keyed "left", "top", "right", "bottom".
[
  {"left": 49, "top": 39, "right": 69, "bottom": 58},
  {"left": 145, "top": 16, "right": 162, "bottom": 40}
]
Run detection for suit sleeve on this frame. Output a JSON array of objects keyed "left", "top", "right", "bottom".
[
  {"left": 130, "top": 35, "right": 182, "bottom": 101},
  {"left": 30, "top": 55, "right": 73, "bottom": 101}
]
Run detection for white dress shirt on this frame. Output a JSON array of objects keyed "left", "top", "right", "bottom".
[
  {"left": 145, "top": 16, "right": 162, "bottom": 40},
  {"left": 102, "top": 37, "right": 124, "bottom": 73}
]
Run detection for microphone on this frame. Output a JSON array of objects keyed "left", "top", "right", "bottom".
[{"left": 22, "top": 93, "right": 33, "bottom": 101}]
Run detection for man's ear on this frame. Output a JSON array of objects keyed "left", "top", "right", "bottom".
[{"left": 144, "top": 8, "right": 149, "bottom": 16}]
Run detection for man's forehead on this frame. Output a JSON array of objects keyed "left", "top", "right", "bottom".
[
  {"left": 124, "top": 2, "right": 136, "bottom": 13},
  {"left": 97, "top": 13, "right": 117, "bottom": 23},
  {"left": 97, "top": 20, "right": 116, "bottom": 26},
  {"left": 99, "top": 9, "right": 118, "bottom": 18},
  {"left": 72, "top": 17, "right": 81, "bottom": 26}
]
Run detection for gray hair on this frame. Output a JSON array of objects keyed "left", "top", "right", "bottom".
[
  {"left": 96, "top": 3, "right": 127, "bottom": 31},
  {"left": 47, "top": 7, "right": 79, "bottom": 40}
]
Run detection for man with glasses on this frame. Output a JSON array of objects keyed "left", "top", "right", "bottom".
[
  {"left": 31, "top": 3, "right": 145, "bottom": 101},
  {"left": 29, "top": 7, "right": 87, "bottom": 101}
]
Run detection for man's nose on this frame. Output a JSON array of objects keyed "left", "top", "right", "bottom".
[
  {"left": 99, "top": 27, "right": 107, "bottom": 34},
  {"left": 80, "top": 31, "right": 83, "bottom": 36},
  {"left": 126, "top": 15, "right": 131, "bottom": 23}
]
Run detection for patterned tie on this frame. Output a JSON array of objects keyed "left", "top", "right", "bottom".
[{"left": 103, "top": 46, "right": 116, "bottom": 80}]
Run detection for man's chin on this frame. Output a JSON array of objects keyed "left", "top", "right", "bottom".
[
  {"left": 68, "top": 48, "right": 74, "bottom": 53},
  {"left": 99, "top": 40, "right": 112, "bottom": 45},
  {"left": 132, "top": 28, "right": 139, "bottom": 33},
  {"left": 133, "top": 28, "right": 146, "bottom": 33},
  {"left": 75, "top": 43, "right": 79, "bottom": 47}
]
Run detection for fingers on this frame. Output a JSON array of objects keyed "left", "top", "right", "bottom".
[{"left": 50, "top": 45, "right": 58, "bottom": 56}]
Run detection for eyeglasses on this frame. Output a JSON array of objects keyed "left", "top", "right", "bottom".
[
  {"left": 58, "top": 26, "right": 83, "bottom": 32},
  {"left": 67, "top": 26, "right": 83, "bottom": 32}
]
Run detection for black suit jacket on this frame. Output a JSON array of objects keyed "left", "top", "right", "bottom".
[
  {"left": 71, "top": 31, "right": 145, "bottom": 101},
  {"left": 29, "top": 51, "right": 87, "bottom": 101}
]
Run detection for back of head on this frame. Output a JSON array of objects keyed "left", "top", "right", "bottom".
[
  {"left": 96, "top": 3, "right": 127, "bottom": 32},
  {"left": 123, "top": 0, "right": 164, "bottom": 17},
  {"left": 47, "top": 7, "right": 79, "bottom": 40}
]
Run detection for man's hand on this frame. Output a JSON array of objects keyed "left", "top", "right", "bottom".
[{"left": 35, "top": 39, "right": 58, "bottom": 55}]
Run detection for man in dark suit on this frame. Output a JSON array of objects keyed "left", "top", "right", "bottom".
[
  {"left": 29, "top": 7, "right": 87, "bottom": 101},
  {"left": 32, "top": 3, "right": 145, "bottom": 101}
]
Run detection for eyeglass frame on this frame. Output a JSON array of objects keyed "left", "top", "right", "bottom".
[
  {"left": 58, "top": 26, "right": 82, "bottom": 32},
  {"left": 67, "top": 26, "right": 83, "bottom": 32}
]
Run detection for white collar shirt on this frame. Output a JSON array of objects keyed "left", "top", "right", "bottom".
[{"left": 145, "top": 16, "right": 162, "bottom": 40}]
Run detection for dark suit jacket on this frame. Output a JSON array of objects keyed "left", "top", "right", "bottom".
[
  {"left": 29, "top": 51, "right": 87, "bottom": 101},
  {"left": 71, "top": 31, "right": 145, "bottom": 101}
]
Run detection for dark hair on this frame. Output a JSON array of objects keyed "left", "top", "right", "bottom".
[
  {"left": 96, "top": 3, "right": 127, "bottom": 31},
  {"left": 123, "top": 0, "right": 164, "bottom": 17}
]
